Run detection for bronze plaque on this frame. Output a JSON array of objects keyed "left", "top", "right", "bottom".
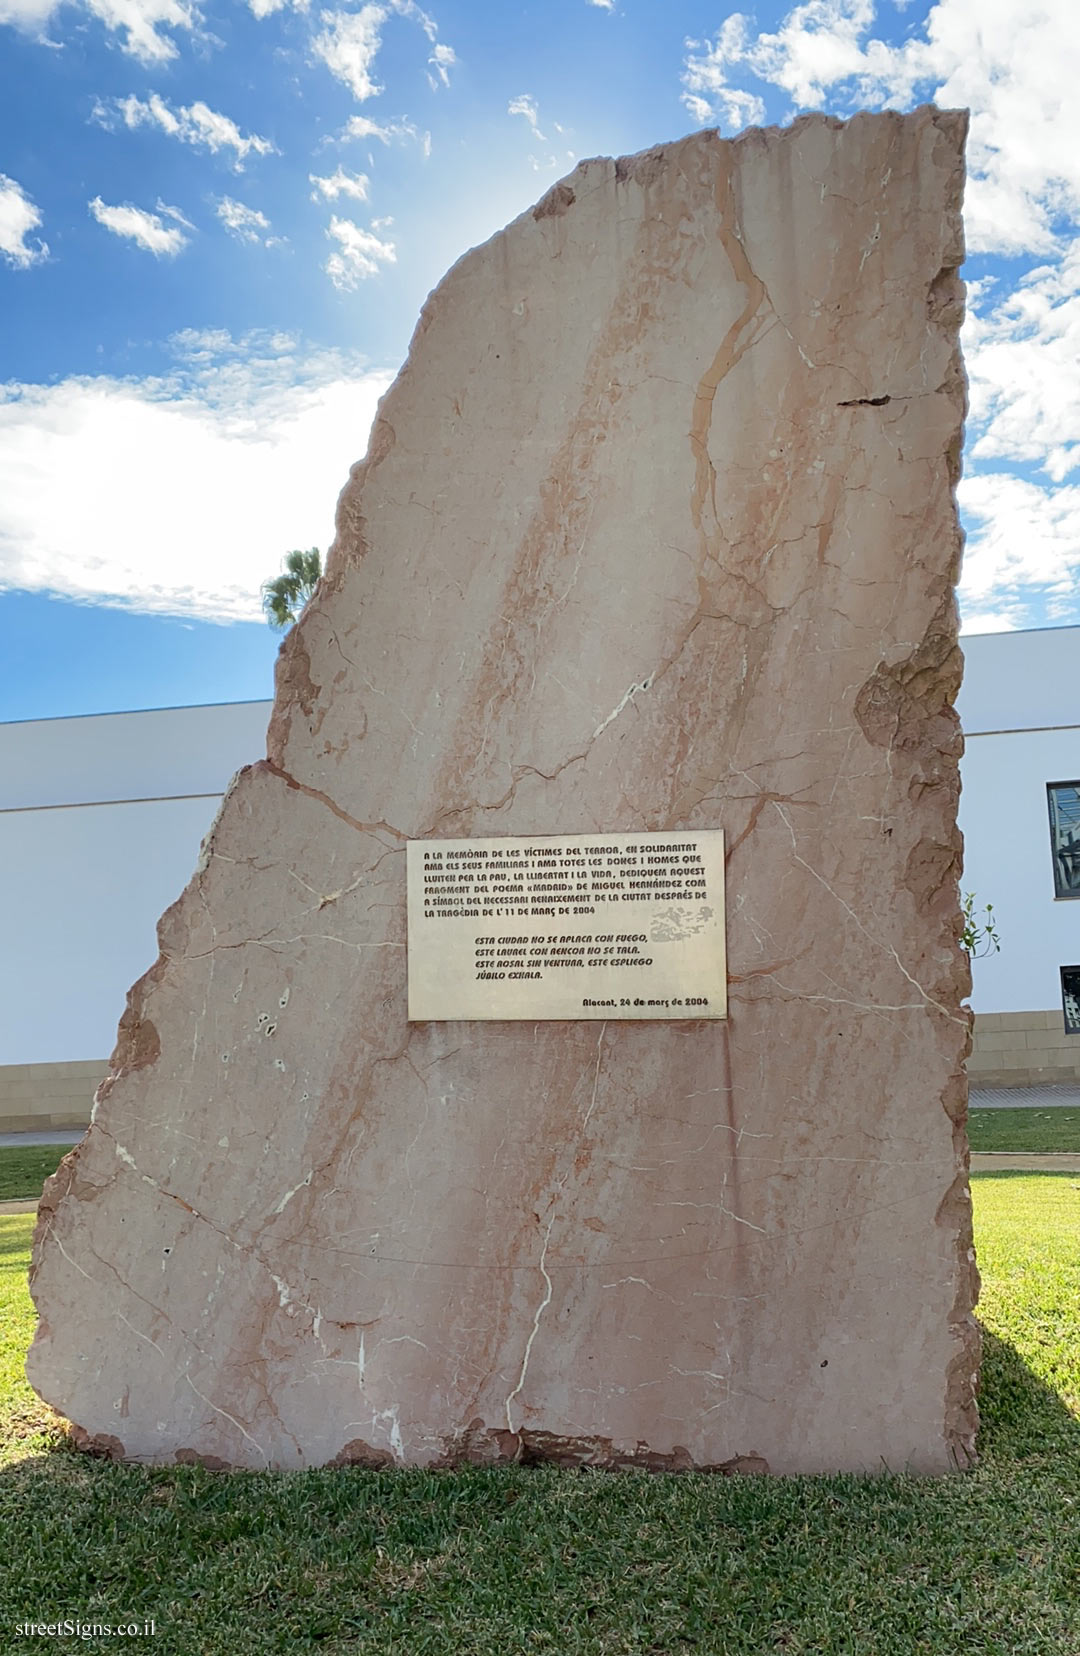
[{"left": 407, "top": 829, "right": 726, "bottom": 1020}]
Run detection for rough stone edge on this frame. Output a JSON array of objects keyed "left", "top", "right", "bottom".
[{"left": 917, "top": 105, "right": 980, "bottom": 1469}]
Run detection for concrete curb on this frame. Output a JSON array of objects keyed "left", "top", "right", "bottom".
[{"left": 970, "top": 1153, "right": 1080, "bottom": 1172}]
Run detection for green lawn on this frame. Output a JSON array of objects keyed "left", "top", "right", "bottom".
[
  {"left": 967, "top": 1107, "right": 1080, "bottom": 1154},
  {"left": 0, "top": 1175, "right": 1078, "bottom": 1653},
  {"left": 0, "top": 1145, "right": 69, "bottom": 1202}
]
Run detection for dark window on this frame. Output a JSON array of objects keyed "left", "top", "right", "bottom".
[
  {"left": 1062, "top": 968, "right": 1080, "bottom": 1035},
  {"left": 1047, "top": 783, "right": 1080, "bottom": 898}
]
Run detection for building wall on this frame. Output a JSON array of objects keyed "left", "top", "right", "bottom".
[
  {"left": 954, "top": 627, "right": 1078, "bottom": 738},
  {"left": 0, "top": 700, "right": 272, "bottom": 811},
  {"left": 968, "top": 1012, "right": 1080, "bottom": 1089},
  {"left": 3, "top": 635, "right": 1080, "bottom": 1129},
  {"left": 961, "top": 727, "right": 1080, "bottom": 1014},
  {"left": 957, "top": 628, "right": 1080, "bottom": 1086},
  {"left": 0, "top": 1060, "right": 105, "bottom": 1132},
  {"left": 0, "top": 701, "right": 271, "bottom": 1129},
  {"left": 0, "top": 794, "right": 236, "bottom": 1067}
]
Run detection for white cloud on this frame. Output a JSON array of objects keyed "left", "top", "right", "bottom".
[
  {"left": 508, "top": 94, "right": 545, "bottom": 141},
  {"left": 428, "top": 39, "right": 454, "bottom": 86},
  {"left": 587, "top": 0, "right": 615, "bottom": 9},
  {"left": 84, "top": 0, "right": 197, "bottom": 59},
  {"left": 959, "top": 610, "right": 1020, "bottom": 635},
  {"left": 94, "top": 92, "right": 275, "bottom": 170},
  {"left": 964, "top": 248, "right": 1080, "bottom": 484},
  {"left": 681, "top": 18, "right": 767, "bottom": 131},
  {"left": 0, "top": 0, "right": 60, "bottom": 31},
  {"left": 335, "top": 113, "right": 416, "bottom": 145},
  {"left": 169, "top": 327, "right": 242, "bottom": 358},
  {"left": 0, "top": 174, "right": 48, "bottom": 268},
  {"left": 215, "top": 196, "right": 276, "bottom": 245},
  {"left": 89, "top": 196, "right": 189, "bottom": 256},
  {"left": 682, "top": 93, "right": 714, "bottom": 126},
  {"left": 324, "top": 216, "right": 395, "bottom": 287},
  {"left": 309, "top": 166, "right": 370, "bottom": 202},
  {"left": 1, "top": 0, "right": 198, "bottom": 62},
  {"left": 313, "top": 3, "right": 387, "bottom": 100},
  {"left": 681, "top": 0, "right": 1080, "bottom": 259},
  {"left": 392, "top": 0, "right": 436, "bottom": 40},
  {"left": 0, "top": 335, "right": 392, "bottom": 622},
  {"left": 958, "top": 472, "right": 1080, "bottom": 626},
  {"left": 313, "top": 0, "right": 455, "bottom": 100}
]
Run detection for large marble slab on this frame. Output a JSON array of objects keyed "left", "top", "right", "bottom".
[{"left": 29, "top": 107, "right": 979, "bottom": 1473}]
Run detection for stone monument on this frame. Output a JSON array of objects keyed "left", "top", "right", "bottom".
[{"left": 29, "top": 107, "right": 980, "bottom": 1474}]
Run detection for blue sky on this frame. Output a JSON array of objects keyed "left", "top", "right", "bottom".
[{"left": 1, "top": 0, "right": 1078, "bottom": 719}]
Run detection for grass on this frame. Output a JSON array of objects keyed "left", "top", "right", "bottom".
[
  {"left": 0, "top": 1145, "right": 69, "bottom": 1202},
  {"left": 967, "top": 1107, "right": 1080, "bottom": 1154},
  {"left": 0, "top": 1175, "right": 1078, "bottom": 1652}
]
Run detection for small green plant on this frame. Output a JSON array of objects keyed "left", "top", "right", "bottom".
[
  {"left": 962, "top": 890, "right": 1001, "bottom": 958},
  {"left": 261, "top": 547, "right": 322, "bottom": 630}
]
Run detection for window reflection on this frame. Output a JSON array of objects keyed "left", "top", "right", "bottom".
[{"left": 1047, "top": 784, "right": 1080, "bottom": 898}]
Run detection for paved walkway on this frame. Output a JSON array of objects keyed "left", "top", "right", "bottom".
[
  {"left": 969, "top": 1084, "right": 1080, "bottom": 1108},
  {"left": 0, "top": 1130, "right": 85, "bottom": 1148}
]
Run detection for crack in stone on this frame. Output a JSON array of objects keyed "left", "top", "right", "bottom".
[
  {"left": 504, "top": 1214, "right": 555, "bottom": 1433},
  {"left": 260, "top": 760, "right": 407, "bottom": 848},
  {"left": 591, "top": 677, "right": 651, "bottom": 741},
  {"left": 770, "top": 800, "right": 966, "bottom": 1024},
  {"left": 183, "top": 1370, "right": 269, "bottom": 1467}
]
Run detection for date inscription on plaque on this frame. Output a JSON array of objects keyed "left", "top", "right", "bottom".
[{"left": 407, "top": 829, "right": 726, "bottom": 1021}]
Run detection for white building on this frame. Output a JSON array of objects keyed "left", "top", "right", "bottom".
[
  {"left": 2, "top": 627, "right": 1077, "bottom": 1129},
  {"left": 956, "top": 627, "right": 1080, "bottom": 1086},
  {"left": 0, "top": 701, "right": 271, "bottom": 1131}
]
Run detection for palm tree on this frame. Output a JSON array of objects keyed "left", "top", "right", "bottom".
[{"left": 262, "top": 548, "right": 322, "bottom": 630}]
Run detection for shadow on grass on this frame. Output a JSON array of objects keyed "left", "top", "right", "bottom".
[
  {"left": 975, "top": 1326, "right": 1080, "bottom": 1460},
  {"left": 0, "top": 1219, "right": 38, "bottom": 1265}
]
